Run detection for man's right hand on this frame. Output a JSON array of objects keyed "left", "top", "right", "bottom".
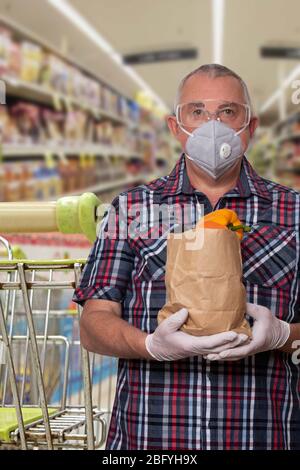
[{"left": 145, "top": 308, "right": 249, "bottom": 361}]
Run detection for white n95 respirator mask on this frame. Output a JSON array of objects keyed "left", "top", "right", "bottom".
[{"left": 183, "top": 120, "right": 244, "bottom": 180}]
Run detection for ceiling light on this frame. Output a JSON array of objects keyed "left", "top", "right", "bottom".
[{"left": 212, "top": 0, "right": 225, "bottom": 64}]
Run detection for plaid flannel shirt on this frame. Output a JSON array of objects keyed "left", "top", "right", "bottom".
[{"left": 73, "top": 153, "right": 300, "bottom": 450}]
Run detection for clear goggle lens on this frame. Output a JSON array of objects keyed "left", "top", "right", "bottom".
[{"left": 176, "top": 99, "right": 251, "bottom": 131}]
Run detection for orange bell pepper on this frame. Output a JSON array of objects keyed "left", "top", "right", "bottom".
[{"left": 201, "top": 209, "right": 251, "bottom": 240}]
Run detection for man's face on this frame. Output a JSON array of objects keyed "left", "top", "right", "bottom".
[{"left": 167, "top": 74, "right": 258, "bottom": 155}]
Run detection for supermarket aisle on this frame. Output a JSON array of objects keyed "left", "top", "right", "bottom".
[{"left": 0, "top": 0, "right": 300, "bottom": 454}]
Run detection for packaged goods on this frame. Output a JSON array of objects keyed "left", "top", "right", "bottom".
[{"left": 20, "top": 41, "right": 43, "bottom": 83}]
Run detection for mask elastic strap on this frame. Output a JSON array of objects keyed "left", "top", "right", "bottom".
[
  {"left": 177, "top": 122, "right": 194, "bottom": 137},
  {"left": 185, "top": 152, "right": 194, "bottom": 162},
  {"left": 234, "top": 123, "right": 249, "bottom": 137},
  {"left": 176, "top": 115, "right": 195, "bottom": 160}
]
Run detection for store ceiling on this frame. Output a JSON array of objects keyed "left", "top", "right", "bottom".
[{"left": 0, "top": 0, "right": 300, "bottom": 126}]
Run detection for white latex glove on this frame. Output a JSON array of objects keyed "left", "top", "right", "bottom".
[
  {"left": 204, "top": 303, "right": 291, "bottom": 362},
  {"left": 145, "top": 308, "right": 249, "bottom": 361}
]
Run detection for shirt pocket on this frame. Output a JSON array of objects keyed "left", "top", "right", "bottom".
[{"left": 241, "top": 223, "right": 297, "bottom": 291}]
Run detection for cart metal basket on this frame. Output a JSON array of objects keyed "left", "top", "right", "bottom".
[
  {"left": 0, "top": 251, "right": 117, "bottom": 449},
  {"left": 0, "top": 194, "right": 117, "bottom": 450}
]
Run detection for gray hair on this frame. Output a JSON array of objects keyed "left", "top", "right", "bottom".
[{"left": 174, "top": 63, "right": 254, "bottom": 116}]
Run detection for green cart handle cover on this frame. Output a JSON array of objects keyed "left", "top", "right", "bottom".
[
  {"left": 56, "top": 192, "right": 101, "bottom": 243},
  {"left": 78, "top": 192, "right": 101, "bottom": 243}
]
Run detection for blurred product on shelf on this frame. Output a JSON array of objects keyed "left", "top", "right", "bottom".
[
  {"left": 11, "top": 101, "right": 41, "bottom": 142},
  {"left": 247, "top": 135, "right": 276, "bottom": 179},
  {"left": 0, "top": 156, "right": 126, "bottom": 201},
  {"left": 40, "top": 53, "right": 102, "bottom": 109},
  {"left": 0, "top": 102, "right": 43, "bottom": 144},
  {"left": 0, "top": 104, "right": 14, "bottom": 141},
  {"left": 42, "top": 107, "right": 65, "bottom": 143},
  {"left": 21, "top": 41, "right": 43, "bottom": 83},
  {"left": 2, "top": 160, "right": 60, "bottom": 201},
  {"left": 0, "top": 102, "right": 133, "bottom": 147},
  {"left": 125, "top": 156, "right": 145, "bottom": 176},
  {"left": 0, "top": 25, "right": 20, "bottom": 76}
]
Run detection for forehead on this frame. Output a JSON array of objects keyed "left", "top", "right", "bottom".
[{"left": 179, "top": 74, "right": 246, "bottom": 104}]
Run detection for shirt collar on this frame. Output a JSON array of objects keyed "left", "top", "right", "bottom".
[{"left": 161, "top": 153, "right": 272, "bottom": 201}]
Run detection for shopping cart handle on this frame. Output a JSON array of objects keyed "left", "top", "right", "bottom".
[
  {"left": 56, "top": 192, "right": 101, "bottom": 242},
  {"left": 0, "top": 192, "right": 101, "bottom": 243}
]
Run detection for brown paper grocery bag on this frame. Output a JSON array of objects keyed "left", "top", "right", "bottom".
[{"left": 158, "top": 225, "right": 251, "bottom": 337}]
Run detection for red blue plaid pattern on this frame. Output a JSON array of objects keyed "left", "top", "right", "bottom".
[{"left": 73, "top": 154, "right": 300, "bottom": 450}]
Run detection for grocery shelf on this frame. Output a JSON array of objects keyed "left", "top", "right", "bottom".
[
  {"left": 275, "top": 132, "right": 300, "bottom": 145},
  {"left": 0, "top": 13, "right": 133, "bottom": 105},
  {"left": 48, "top": 172, "right": 161, "bottom": 199},
  {"left": 62, "top": 173, "right": 160, "bottom": 197},
  {"left": 61, "top": 175, "right": 143, "bottom": 196},
  {"left": 155, "top": 154, "right": 169, "bottom": 161},
  {"left": 1, "top": 143, "right": 143, "bottom": 159},
  {"left": 3, "top": 75, "right": 129, "bottom": 126},
  {"left": 275, "top": 166, "right": 300, "bottom": 174},
  {"left": 249, "top": 106, "right": 300, "bottom": 189}
]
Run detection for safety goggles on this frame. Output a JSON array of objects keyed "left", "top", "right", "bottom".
[{"left": 176, "top": 99, "right": 251, "bottom": 132}]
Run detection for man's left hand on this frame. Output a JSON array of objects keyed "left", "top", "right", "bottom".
[{"left": 204, "top": 302, "right": 291, "bottom": 361}]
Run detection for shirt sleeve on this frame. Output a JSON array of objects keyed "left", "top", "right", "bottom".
[{"left": 72, "top": 195, "right": 134, "bottom": 306}]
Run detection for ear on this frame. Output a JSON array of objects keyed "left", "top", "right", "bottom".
[
  {"left": 248, "top": 116, "right": 259, "bottom": 138},
  {"left": 166, "top": 115, "right": 181, "bottom": 139}
]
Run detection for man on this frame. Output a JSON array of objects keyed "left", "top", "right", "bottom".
[{"left": 73, "top": 64, "right": 300, "bottom": 450}]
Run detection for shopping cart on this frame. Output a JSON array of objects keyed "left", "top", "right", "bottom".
[{"left": 0, "top": 195, "right": 117, "bottom": 450}]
